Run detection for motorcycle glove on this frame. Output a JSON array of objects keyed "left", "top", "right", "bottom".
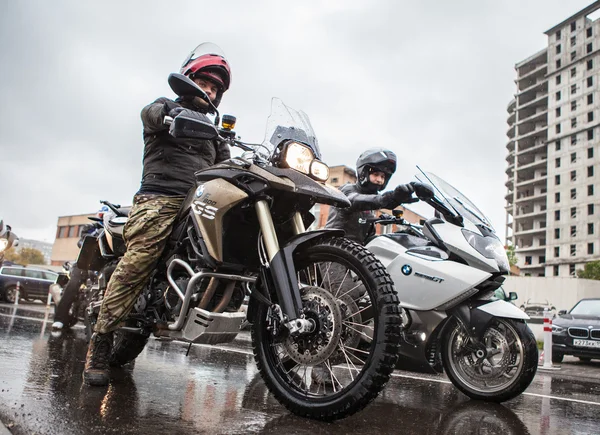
[
  {"left": 409, "top": 181, "right": 435, "bottom": 200},
  {"left": 393, "top": 184, "right": 415, "bottom": 203}
]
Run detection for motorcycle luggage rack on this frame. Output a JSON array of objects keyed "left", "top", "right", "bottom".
[{"left": 166, "top": 258, "right": 256, "bottom": 331}]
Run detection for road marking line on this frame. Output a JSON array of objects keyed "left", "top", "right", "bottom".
[{"left": 6, "top": 312, "right": 600, "bottom": 407}]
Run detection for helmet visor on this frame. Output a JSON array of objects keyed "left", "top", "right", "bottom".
[{"left": 181, "top": 42, "right": 227, "bottom": 71}]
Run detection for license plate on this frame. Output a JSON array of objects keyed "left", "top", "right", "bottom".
[{"left": 573, "top": 339, "right": 600, "bottom": 348}]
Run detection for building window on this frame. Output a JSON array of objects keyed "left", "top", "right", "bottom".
[
  {"left": 555, "top": 210, "right": 561, "bottom": 220},
  {"left": 571, "top": 67, "right": 577, "bottom": 77},
  {"left": 588, "top": 129, "right": 594, "bottom": 140},
  {"left": 556, "top": 59, "right": 562, "bottom": 69},
  {"left": 555, "top": 228, "right": 560, "bottom": 239},
  {"left": 556, "top": 75, "right": 562, "bottom": 85},
  {"left": 588, "top": 59, "right": 593, "bottom": 70},
  {"left": 556, "top": 192, "right": 561, "bottom": 203},
  {"left": 588, "top": 94, "right": 594, "bottom": 105},
  {"left": 587, "top": 27, "right": 593, "bottom": 38},
  {"left": 587, "top": 43, "right": 593, "bottom": 54},
  {"left": 525, "top": 256, "right": 532, "bottom": 265},
  {"left": 539, "top": 255, "right": 546, "bottom": 264},
  {"left": 570, "top": 264, "right": 576, "bottom": 276},
  {"left": 572, "top": 117, "right": 578, "bottom": 128},
  {"left": 554, "top": 265, "right": 560, "bottom": 276},
  {"left": 572, "top": 100, "right": 578, "bottom": 111},
  {"left": 556, "top": 157, "right": 561, "bottom": 168},
  {"left": 588, "top": 76, "right": 593, "bottom": 87},
  {"left": 572, "top": 134, "right": 578, "bottom": 145},
  {"left": 556, "top": 107, "right": 561, "bottom": 117},
  {"left": 589, "top": 243, "right": 595, "bottom": 255},
  {"left": 571, "top": 84, "right": 577, "bottom": 94},
  {"left": 557, "top": 30, "right": 562, "bottom": 39},
  {"left": 571, "top": 22, "right": 577, "bottom": 32},
  {"left": 571, "top": 51, "right": 577, "bottom": 61},
  {"left": 571, "top": 36, "right": 577, "bottom": 46},
  {"left": 571, "top": 152, "right": 577, "bottom": 163},
  {"left": 68, "top": 226, "right": 78, "bottom": 238},
  {"left": 588, "top": 184, "right": 595, "bottom": 196},
  {"left": 589, "top": 112, "right": 594, "bottom": 122},
  {"left": 571, "top": 170, "right": 577, "bottom": 181},
  {"left": 571, "top": 206, "right": 577, "bottom": 218},
  {"left": 589, "top": 203, "right": 595, "bottom": 215},
  {"left": 589, "top": 166, "right": 594, "bottom": 177},
  {"left": 571, "top": 188, "right": 577, "bottom": 199},
  {"left": 571, "top": 225, "right": 577, "bottom": 237},
  {"left": 589, "top": 223, "right": 595, "bottom": 234},
  {"left": 556, "top": 140, "right": 562, "bottom": 151},
  {"left": 555, "top": 246, "right": 560, "bottom": 257},
  {"left": 571, "top": 244, "right": 577, "bottom": 256},
  {"left": 556, "top": 44, "right": 562, "bottom": 54},
  {"left": 556, "top": 91, "right": 561, "bottom": 101},
  {"left": 589, "top": 147, "right": 594, "bottom": 158},
  {"left": 556, "top": 174, "right": 561, "bottom": 185},
  {"left": 56, "top": 226, "right": 67, "bottom": 238}
]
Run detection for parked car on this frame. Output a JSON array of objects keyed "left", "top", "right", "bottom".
[
  {"left": 0, "top": 265, "right": 66, "bottom": 303},
  {"left": 552, "top": 298, "right": 600, "bottom": 363},
  {"left": 520, "top": 299, "right": 556, "bottom": 319}
]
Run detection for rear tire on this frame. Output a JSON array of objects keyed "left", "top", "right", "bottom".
[
  {"left": 251, "top": 237, "right": 401, "bottom": 421},
  {"left": 3, "top": 286, "right": 18, "bottom": 304},
  {"left": 442, "top": 318, "right": 537, "bottom": 402}
]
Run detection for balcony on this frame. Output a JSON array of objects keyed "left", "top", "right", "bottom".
[
  {"left": 517, "top": 141, "right": 547, "bottom": 156},
  {"left": 507, "top": 99, "right": 516, "bottom": 114},
  {"left": 516, "top": 78, "right": 547, "bottom": 97},
  {"left": 516, "top": 175, "right": 547, "bottom": 188},
  {"left": 517, "top": 157, "right": 547, "bottom": 172},
  {"left": 516, "top": 244, "right": 546, "bottom": 253},
  {"left": 517, "top": 59, "right": 547, "bottom": 81},
  {"left": 514, "top": 209, "right": 547, "bottom": 220},
  {"left": 514, "top": 226, "right": 546, "bottom": 236},
  {"left": 506, "top": 138, "right": 515, "bottom": 152},
  {"left": 517, "top": 93, "right": 548, "bottom": 111},
  {"left": 516, "top": 109, "right": 547, "bottom": 127},
  {"left": 507, "top": 125, "right": 516, "bottom": 138},
  {"left": 514, "top": 192, "right": 547, "bottom": 204},
  {"left": 517, "top": 124, "right": 548, "bottom": 141},
  {"left": 507, "top": 112, "right": 516, "bottom": 125}
]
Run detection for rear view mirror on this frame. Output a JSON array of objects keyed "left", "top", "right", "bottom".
[
  {"left": 509, "top": 292, "right": 518, "bottom": 301},
  {"left": 558, "top": 309, "right": 567, "bottom": 315},
  {"left": 168, "top": 73, "right": 211, "bottom": 103},
  {"left": 169, "top": 109, "right": 218, "bottom": 140}
]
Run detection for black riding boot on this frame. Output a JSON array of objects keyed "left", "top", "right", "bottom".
[{"left": 83, "top": 332, "right": 113, "bottom": 386}]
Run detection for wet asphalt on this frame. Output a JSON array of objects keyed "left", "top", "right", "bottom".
[{"left": 1, "top": 303, "right": 600, "bottom": 435}]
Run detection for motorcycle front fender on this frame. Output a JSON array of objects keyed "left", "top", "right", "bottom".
[
  {"left": 476, "top": 300, "right": 530, "bottom": 321},
  {"left": 247, "top": 229, "right": 345, "bottom": 323}
]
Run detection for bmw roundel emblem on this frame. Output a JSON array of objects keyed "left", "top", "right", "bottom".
[
  {"left": 401, "top": 264, "right": 412, "bottom": 276},
  {"left": 195, "top": 185, "right": 205, "bottom": 198}
]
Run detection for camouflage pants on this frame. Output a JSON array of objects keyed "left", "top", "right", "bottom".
[{"left": 95, "top": 194, "right": 184, "bottom": 334}]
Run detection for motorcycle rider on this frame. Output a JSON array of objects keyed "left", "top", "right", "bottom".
[
  {"left": 325, "top": 148, "right": 433, "bottom": 243},
  {"left": 312, "top": 148, "right": 433, "bottom": 386},
  {"left": 83, "top": 42, "right": 233, "bottom": 386}
]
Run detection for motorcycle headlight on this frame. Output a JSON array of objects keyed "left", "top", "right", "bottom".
[
  {"left": 283, "top": 141, "right": 329, "bottom": 182},
  {"left": 462, "top": 230, "right": 509, "bottom": 273},
  {"left": 0, "top": 238, "right": 8, "bottom": 253},
  {"left": 284, "top": 142, "right": 314, "bottom": 174},
  {"left": 310, "top": 160, "right": 329, "bottom": 182}
]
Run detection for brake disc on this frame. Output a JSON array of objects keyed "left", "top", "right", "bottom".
[
  {"left": 460, "top": 327, "right": 511, "bottom": 380},
  {"left": 283, "top": 286, "right": 342, "bottom": 365}
]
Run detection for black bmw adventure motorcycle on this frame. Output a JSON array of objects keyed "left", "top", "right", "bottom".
[{"left": 77, "top": 72, "right": 402, "bottom": 420}]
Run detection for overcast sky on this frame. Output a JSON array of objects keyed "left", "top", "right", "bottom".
[{"left": 0, "top": 0, "right": 593, "bottom": 243}]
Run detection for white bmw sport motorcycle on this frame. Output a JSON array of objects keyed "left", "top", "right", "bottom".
[{"left": 365, "top": 170, "right": 537, "bottom": 402}]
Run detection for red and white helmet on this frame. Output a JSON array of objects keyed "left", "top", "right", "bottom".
[{"left": 180, "top": 42, "right": 231, "bottom": 107}]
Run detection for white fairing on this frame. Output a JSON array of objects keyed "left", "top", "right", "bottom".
[
  {"left": 477, "top": 300, "right": 530, "bottom": 320},
  {"left": 367, "top": 236, "right": 491, "bottom": 311},
  {"left": 431, "top": 220, "right": 500, "bottom": 273}
]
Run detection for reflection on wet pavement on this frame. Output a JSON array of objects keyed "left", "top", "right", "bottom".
[{"left": 1, "top": 312, "right": 599, "bottom": 434}]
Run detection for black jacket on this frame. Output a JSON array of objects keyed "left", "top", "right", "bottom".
[
  {"left": 138, "top": 97, "right": 230, "bottom": 196},
  {"left": 325, "top": 183, "right": 410, "bottom": 244}
]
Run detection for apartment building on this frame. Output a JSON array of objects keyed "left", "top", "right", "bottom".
[{"left": 506, "top": 2, "right": 600, "bottom": 277}]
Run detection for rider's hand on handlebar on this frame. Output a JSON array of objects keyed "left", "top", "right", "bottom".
[{"left": 393, "top": 184, "right": 414, "bottom": 203}]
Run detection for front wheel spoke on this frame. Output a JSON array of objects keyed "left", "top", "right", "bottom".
[
  {"left": 342, "top": 323, "right": 374, "bottom": 341},
  {"left": 343, "top": 320, "right": 374, "bottom": 330},
  {"left": 336, "top": 282, "right": 364, "bottom": 301},
  {"left": 343, "top": 345, "right": 370, "bottom": 358},
  {"left": 339, "top": 344, "right": 360, "bottom": 379},
  {"left": 342, "top": 304, "right": 373, "bottom": 321},
  {"left": 325, "top": 360, "right": 343, "bottom": 392},
  {"left": 333, "top": 269, "right": 351, "bottom": 297}
]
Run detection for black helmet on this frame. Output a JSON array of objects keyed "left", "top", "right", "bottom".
[{"left": 356, "top": 148, "right": 397, "bottom": 191}]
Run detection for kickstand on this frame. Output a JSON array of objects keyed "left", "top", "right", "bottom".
[{"left": 186, "top": 342, "right": 193, "bottom": 357}]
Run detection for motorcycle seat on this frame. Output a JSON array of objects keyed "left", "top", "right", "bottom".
[
  {"left": 106, "top": 218, "right": 127, "bottom": 239},
  {"left": 383, "top": 233, "right": 433, "bottom": 250}
]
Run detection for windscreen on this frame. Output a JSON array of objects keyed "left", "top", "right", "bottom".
[
  {"left": 262, "top": 98, "right": 322, "bottom": 159},
  {"left": 417, "top": 169, "right": 494, "bottom": 230}
]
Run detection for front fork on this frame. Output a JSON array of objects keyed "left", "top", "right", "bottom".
[{"left": 255, "top": 200, "right": 312, "bottom": 335}]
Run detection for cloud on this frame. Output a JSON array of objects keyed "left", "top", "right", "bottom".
[{"left": 0, "top": 0, "right": 592, "bottom": 242}]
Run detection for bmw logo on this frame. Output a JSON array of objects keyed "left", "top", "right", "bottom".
[
  {"left": 401, "top": 264, "right": 412, "bottom": 276},
  {"left": 195, "top": 185, "right": 205, "bottom": 198}
]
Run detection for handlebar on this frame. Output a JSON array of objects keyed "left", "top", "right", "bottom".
[{"left": 100, "top": 200, "right": 125, "bottom": 217}]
